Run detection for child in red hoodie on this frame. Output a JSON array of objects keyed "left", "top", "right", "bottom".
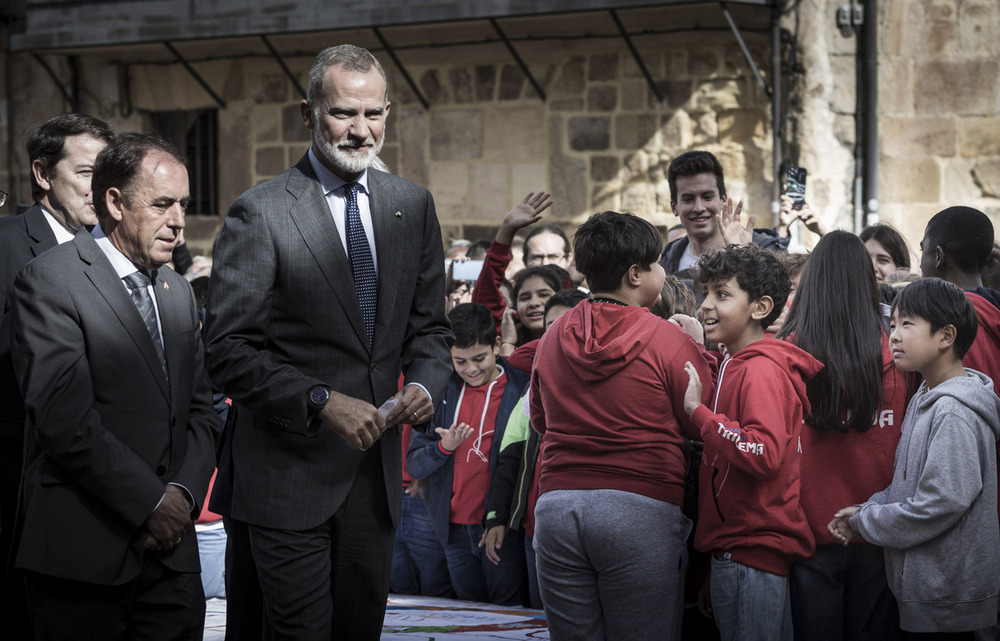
[
  {"left": 682, "top": 244, "right": 823, "bottom": 641},
  {"left": 530, "top": 211, "right": 714, "bottom": 641}
]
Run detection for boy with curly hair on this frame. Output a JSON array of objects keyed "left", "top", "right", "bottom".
[{"left": 682, "top": 244, "right": 823, "bottom": 641}]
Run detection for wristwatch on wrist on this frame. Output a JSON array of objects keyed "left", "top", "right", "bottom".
[{"left": 307, "top": 385, "right": 331, "bottom": 411}]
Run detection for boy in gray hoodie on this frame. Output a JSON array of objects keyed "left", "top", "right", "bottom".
[{"left": 830, "top": 278, "right": 1000, "bottom": 639}]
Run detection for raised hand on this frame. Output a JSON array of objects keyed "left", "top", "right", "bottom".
[
  {"left": 436, "top": 421, "right": 473, "bottom": 452},
  {"left": 496, "top": 192, "right": 553, "bottom": 245},
  {"left": 683, "top": 361, "right": 704, "bottom": 417},
  {"left": 669, "top": 313, "right": 704, "bottom": 344},
  {"left": 718, "top": 196, "right": 755, "bottom": 247}
]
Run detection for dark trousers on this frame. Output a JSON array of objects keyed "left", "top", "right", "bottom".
[
  {"left": 444, "top": 522, "right": 529, "bottom": 607},
  {"left": 23, "top": 557, "right": 205, "bottom": 641},
  {"left": 790, "top": 544, "right": 900, "bottom": 641},
  {"left": 0, "top": 436, "right": 31, "bottom": 641},
  {"left": 248, "top": 448, "right": 395, "bottom": 641},
  {"left": 223, "top": 516, "right": 270, "bottom": 641}
]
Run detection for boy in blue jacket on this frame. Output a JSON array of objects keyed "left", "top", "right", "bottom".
[{"left": 407, "top": 303, "right": 530, "bottom": 606}]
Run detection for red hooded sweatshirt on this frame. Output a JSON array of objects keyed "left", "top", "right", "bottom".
[
  {"left": 529, "top": 300, "right": 714, "bottom": 506},
  {"left": 963, "top": 289, "right": 1000, "bottom": 516},
  {"left": 964, "top": 290, "right": 1000, "bottom": 395},
  {"left": 692, "top": 337, "right": 823, "bottom": 575},
  {"left": 796, "top": 333, "right": 910, "bottom": 546}
]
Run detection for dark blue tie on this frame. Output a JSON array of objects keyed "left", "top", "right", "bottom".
[
  {"left": 344, "top": 182, "right": 377, "bottom": 344},
  {"left": 124, "top": 270, "right": 168, "bottom": 378}
]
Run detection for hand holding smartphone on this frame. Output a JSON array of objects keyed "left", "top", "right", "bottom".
[{"left": 785, "top": 166, "right": 807, "bottom": 211}]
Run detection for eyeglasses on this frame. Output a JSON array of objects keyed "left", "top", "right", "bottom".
[
  {"left": 524, "top": 253, "right": 567, "bottom": 266},
  {"left": 0, "top": 190, "right": 6, "bottom": 208}
]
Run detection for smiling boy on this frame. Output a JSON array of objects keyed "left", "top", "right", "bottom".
[
  {"left": 682, "top": 244, "right": 823, "bottom": 641},
  {"left": 830, "top": 278, "right": 1000, "bottom": 639},
  {"left": 407, "top": 303, "right": 530, "bottom": 606}
]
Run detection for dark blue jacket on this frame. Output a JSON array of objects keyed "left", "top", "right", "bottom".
[{"left": 406, "top": 359, "right": 529, "bottom": 546}]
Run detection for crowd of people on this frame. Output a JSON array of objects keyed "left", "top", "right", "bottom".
[{"left": 0, "top": 42, "right": 999, "bottom": 641}]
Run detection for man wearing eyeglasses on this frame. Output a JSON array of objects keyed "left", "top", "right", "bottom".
[
  {"left": 522, "top": 224, "right": 587, "bottom": 289},
  {"left": 0, "top": 112, "right": 114, "bottom": 640}
]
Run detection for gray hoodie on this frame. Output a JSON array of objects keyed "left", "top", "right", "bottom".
[{"left": 851, "top": 369, "right": 1000, "bottom": 633}]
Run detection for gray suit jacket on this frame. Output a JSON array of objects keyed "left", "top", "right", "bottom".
[
  {"left": 0, "top": 205, "right": 59, "bottom": 440},
  {"left": 205, "top": 154, "right": 453, "bottom": 530},
  {"left": 9, "top": 230, "right": 219, "bottom": 585}
]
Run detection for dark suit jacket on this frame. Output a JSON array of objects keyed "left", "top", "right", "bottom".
[
  {"left": 205, "top": 154, "right": 453, "bottom": 531},
  {"left": 9, "top": 230, "right": 219, "bottom": 585},
  {"left": 0, "top": 206, "right": 58, "bottom": 441}
]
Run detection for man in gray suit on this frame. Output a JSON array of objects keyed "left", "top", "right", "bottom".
[
  {"left": 9, "top": 132, "right": 219, "bottom": 639},
  {"left": 0, "top": 113, "right": 113, "bottom": 640},
  {"left": 206, "top": 44, "right": 453, "bottom": 640}
]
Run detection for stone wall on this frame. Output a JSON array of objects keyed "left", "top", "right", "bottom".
[
  {"left": 877, "top": 0, "right": 1000, "bottom": 248},
  {"left": 791, "top": 0, "right": 1000, "bottom": 253},
  {"left": 4, "top": 2, "right": 998, "bottom": 255}
]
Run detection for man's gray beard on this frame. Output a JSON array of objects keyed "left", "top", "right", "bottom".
[{"left": 316, "top": 134, "right": 384, "bottom": 175}]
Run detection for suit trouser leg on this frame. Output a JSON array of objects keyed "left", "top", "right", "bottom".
[
  {"left": 0, "top": 435, "right": 31, "bottom": 641},
  {"left": 249, "top": 447, "right": 395, "bottom": 641},
  {"left": 23, "top": 556, "right": 204, "bottom": 641},
  {"left": 223, "top": 516, "right": 270, "bottom": 641}
]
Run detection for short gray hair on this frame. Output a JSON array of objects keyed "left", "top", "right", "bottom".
[{"left": 306, "top": 44, "right": 388, "bottom": 107}]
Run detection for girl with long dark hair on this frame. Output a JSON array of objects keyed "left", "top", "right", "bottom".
[{"left": 777, "top": 231, "right": 911, "bottom": 641}]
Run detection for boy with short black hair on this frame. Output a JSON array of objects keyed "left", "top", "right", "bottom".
[
  {"left": 682, "top": 244, "right": 823, "bottom": 641},
  {"left": 919, "top": 206, "right": 1000, "bottom": 396},
  {"left": 660, "top": 150, "right": 788, "bottom": 275},
  {"left": 530, "top": 211, "right": 714, "bottom": 640},
  {"left": 831, "top": 278, "right": 1000, "bottom": 639},
  {"left": 407, "top": 303, "right": 530, "bottom": 606}
]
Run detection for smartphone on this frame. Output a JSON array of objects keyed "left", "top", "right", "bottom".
[
  {"left": 785, "top": 166, "right": 807, "bottom": 210},
  {"left": 452, "top": 259, "right": 484, "bottom": 281}
]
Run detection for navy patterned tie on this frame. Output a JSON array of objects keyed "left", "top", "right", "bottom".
[
  {"left": 124, "top": 270, "right": 168, "bottom": 378},
  {"left": 344, "top": 182, "right": 377, "bottom": 344}
]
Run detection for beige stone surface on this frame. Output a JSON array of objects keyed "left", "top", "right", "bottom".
[
  {"left": 469, "top": 163, "right": 510, "bottom": 220},
  {"left": 482, "top": 105, "right": 546, "bottom": 161},
  {"left": 717, "top": 110, "right": 766, "bottom": 145},
  {"left": 588, "top": 86, "right": 618, "bottom": 113},
  {"left": 428, "top": 162, "right": 469, "bottom": 220},
  {"left": 249, "top": 72, "right": 289, "bottom": 104},
  {"left": 959, "top": 118, "right": 1000, "bottom": 157},
  {"left": 255, "top": 146, "right": 286, "bottom": 180},
  {"left": 282, "top": 104, "right": 310, "bottom": 143},
  {"left": 878, "top": 57, "right": 913, "bottom": 116},
  {"left": 253, "top": 105, "right": 280, "bottom": 143},
  {"left": 958, "top": 0, "right": 998, "bottom": 56},
  {"left": 218, "top": 103, "right": 253, "bottom": 213},
  {"left": 615, "top": 114, "right": 658, "bottom": 151},
  {"left": 881, "top": 157, "right": 942, "bottom": 203},
  {"left": 430, "top": 109, "right": 483, "bottom": 161},
  {"left": 510, "top": 163, "right": 549, "bottom": 202},
  {"left": 973, "top": 160, "right": 1000, "bottom": 199},
  {"left": 916, "top": 59, "right": 998, "bottom": 117},
  {"left": 943, "top": 158, "right": 983, "bottom": 202},
  {"left": 881, "top": 116, "right": 957, "bottom": 157},
  {"left": 398, "top": 106, "right": 429, "bottom": 187}
]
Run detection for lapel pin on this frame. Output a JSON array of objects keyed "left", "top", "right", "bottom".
[
  {"left": 163, "top": 282, "right": 169, "bottom": 291},
  {"left": 394, "top": 211, "right": 402, "bottom": 218}
]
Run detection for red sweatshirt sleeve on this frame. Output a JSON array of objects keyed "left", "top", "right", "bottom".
[
  {"left": 471, "top": 241, "right": 512, "bottom": 332},
  {"left": 691, "top": 365, "right": 798, "bottom": 480}
]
